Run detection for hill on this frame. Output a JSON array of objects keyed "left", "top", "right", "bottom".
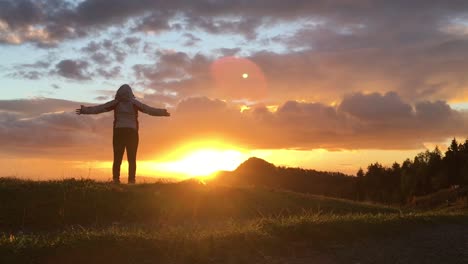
[
  {"left": 0, "top": 177, "right": 392, "bottom": 232},
  {"left": 408, "top": 186, "right": 468, "bottom": 211},
  {"left": 0, "top": 178, "right": 466, "bottom": 264},
  {"left": 213, "top": 157, "right": 357, "bottom": 199}
]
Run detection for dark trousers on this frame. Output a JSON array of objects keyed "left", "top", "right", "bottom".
[{"left": 113, "top": 128, "right": 139, "bottom": 183}]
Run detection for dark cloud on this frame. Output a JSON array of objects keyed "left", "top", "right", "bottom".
[
  {"left": 183, "top": 33, "right": 201, "bottom": 47},
  {"left": 415, "top": 100, "right": 454, "bottom": 122},
  {"left": 176, "top": 96, "right": 227, "bottom": 114},
  {"left": 146, "top": 93, "right": 468, "bottom": 151},
  {"left": 89, "top": 52, "right": 111, "bottom": 65},
  {"left": 133, "top": 51, "right": 212, "bottom": 98},
  {"left": 81, "top": 39, "right": 128, "bottom": 65},
  {"left": 94, "top": 96, "right": 110, "bottom": 101},
  {"left": 81, "top": 41, "right": 100, "bottom": 53},
  {"left": 53, "top": 59, "right": 91, "bottom": 80},
  {"left": 96, "top": 66, "right": 121, "bottom": 79},
  {"left": 132, "top": 12, "right": 172, "bottom": 33},
  {"left": 339, "top": 92, "right": 413, "bottom": 121},
  {"left": 101, "top": 39, "right": 126, "bottom": 62},
  {"left": 123, "top": 36, "right": 141, "bottom": 48},
  {"left": 0, "top": 98, "right": 85, "bottom": 117},
  {"left": 248, "top": 40, "right": 468, "bottom": 102},
  {"left": 0, "top": 0, "right": 42, "bottom": 28},
  {"left": 0, "top": 0, "right": 70, "bottom": 45},
  {"left": 2, "top": 92, "right": 466, "bottom": 161},
  {"left": 2, "top": 0, "right": 468, "bottom": 47},
  {"left": 2, "top": 1, "right": 468, "bottom": 152},
  {"left": 0, "top": 111, "right": 105, "bottom": 159},
  {"left": 127, "top": 33, "right": 468, "bottom": 103},
  {"left": 20, "top": 60, "right": 51, "bottom": 69},
  {"left": 6, "top": 59, "right": 53, "bottom": 80},
  {"left": 8, "top": 70, "right": 42, "bottom": 80},
  {"left": 2, "top": 1, "right": 468, "bottom": 103},
  {"left": 216, "top": 48, "right": 241, "bottom": 56},
  {"left": 183, "top": 15, "right": 261, "bottom": 39}
]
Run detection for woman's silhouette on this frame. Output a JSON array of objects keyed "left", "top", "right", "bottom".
[{"left": 76, "top": 84, "right": 170, "bottom": 184}]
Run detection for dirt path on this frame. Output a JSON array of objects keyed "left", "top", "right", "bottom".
[{"left": 273, "top": 224, "right": 468, "bottom": 264}]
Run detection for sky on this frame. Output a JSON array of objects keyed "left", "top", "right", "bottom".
[{"left": 1, "top": 0, "right": 468, "bottom": 180}]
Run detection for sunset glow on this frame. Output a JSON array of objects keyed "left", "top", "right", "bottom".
[
  {"left": 1, "top": 1, "right": 468, "bottom": 181},
  {"left": 152, "top": 149, "right": 246, "bottom": 177},
  {"left": 138, "top": 140, "right": 248, "bottom": 178}
]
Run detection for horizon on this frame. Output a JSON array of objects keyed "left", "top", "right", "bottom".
[{"left": 2, "top": 1, "right": 468, "bottom": 180}]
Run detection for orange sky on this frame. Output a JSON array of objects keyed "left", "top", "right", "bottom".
[{"left": 1, "top": 1, "right": 468, "bottom": 180}]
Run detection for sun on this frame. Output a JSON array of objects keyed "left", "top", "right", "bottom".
[
  {"left": 145, "top": 140, "right": 248, "bottom": 178},
  {"left": 242, "top": 73, "right": 249, "bottom": 79},
  {"left": 156, "top": 149, "right": 245, "bottom": 177}
]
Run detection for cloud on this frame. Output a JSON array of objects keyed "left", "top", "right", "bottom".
[
  {"left": 0, "top": 0, "right": 467, "bottom": 47},
  {"left": 133, "top": 52, "right": 271, "bottom": 101},
  {"left": 129, "top": 33, "right": 468, "bottom": 103},
  {"left": 2, "top": 1, "right": 468, "bottom": 103},
  {"left": 3, "top": 1, "right": 468, "bottom": 158},
  {"left": 81, "top": 39, "right": 128, "bottom": 64},
  {"left": 183, "top": 15, "right": 261, "bottom": 39},
  {"left": 94, "top": 96, "right": 110, "bottom": 101},
  {"left": 0, "top": 111, "right": 106, "bottom": 159},
  {"left": 216, "top": 48, "right": 241, "bottom": 56},
  {"left": 183, "top": 33, "right": 201, "bottom": 47},
  {"left": 133, "top": 51, "right": 213, "bottom": 99},
  {"left": 53, "top": 59, "right": 91, "bottom": 80},
  {"left": 0, "top": 0, "right": 72, "bottom": 46},
  {"left": 161, "top": 93, "right": 467, "bottom": 151},
  {"left": 123, "top": 36, "right": 141, "bottom": 48},
  {"left": 96, "top": 66, "right": 121, "bottom": 79},
  {"left": 131, "top": 11, "right": 172, "bottom": 33},
  {"left": 0, "top": 98, "right": 84, "bottom": 117},
  {"left": 339, "top": 92, "right": 413, "bottom": 121},
  {"left": 1, "top": 92, "right": 466, "bottom": 162},
  {"left": 6, "top": 58, "right": 54, "bottom": 80},
  {"left": 8, "top": 70, "right": 42, "bottom": 80}
]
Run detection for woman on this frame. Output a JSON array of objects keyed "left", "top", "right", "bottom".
[{"left": 76, "top": 84, "right": 170, "bottom": 184}]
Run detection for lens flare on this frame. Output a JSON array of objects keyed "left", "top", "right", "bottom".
[{"left": 211, "top": 56, "right": 267, "bottom": 100}]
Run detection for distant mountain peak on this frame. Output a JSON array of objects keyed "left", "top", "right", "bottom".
[{"left": 235, "top": 157, "right": 276, "bottom": 174}]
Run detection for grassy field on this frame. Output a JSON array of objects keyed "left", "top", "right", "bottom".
[{"left": 0, "top": 178, "right": 466, "bottom": 263}]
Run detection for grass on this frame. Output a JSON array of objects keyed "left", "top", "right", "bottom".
[
  {"left": 0, "top": 178, "right": 395, "bottom": 231},
  {"left": 0, "top": 178, "right": 466, "bottom": 263}
]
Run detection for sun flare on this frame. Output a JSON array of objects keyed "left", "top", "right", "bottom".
[
  {"left": 143, "top": 140, "right": 248, "bottom": 178},
  {"left": 155, "top": 149, "right": 245, "bottom": 177}
]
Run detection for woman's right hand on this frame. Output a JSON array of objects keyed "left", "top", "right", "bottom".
[{"left": 75, "top": 105, "right": 84, "bottom": 115}]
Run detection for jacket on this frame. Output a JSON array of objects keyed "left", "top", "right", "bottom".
[{"left": 80, "top": 85, "right": 168, "bottom": 130}]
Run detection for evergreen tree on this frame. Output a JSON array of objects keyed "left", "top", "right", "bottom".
[
  {"left": 445, "top": 138, "right": 461, "bottom": 185},
  {"left": 356, "top": 168, "right": 365, "bottom": 200}
]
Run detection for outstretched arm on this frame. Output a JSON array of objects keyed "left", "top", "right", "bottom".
[
  {"left": 76, "top": 100, "right": 118, "bottom": 115},
  {"left": 132, "top": 99, "right": 170, "bottom": 117}
]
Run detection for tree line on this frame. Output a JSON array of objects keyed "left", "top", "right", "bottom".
[
  {"left": 356, "top": 138, "right": 468, "bottom": 204},
  {"left": 216, "top": 139, "right": 468, "bottom": 204}
]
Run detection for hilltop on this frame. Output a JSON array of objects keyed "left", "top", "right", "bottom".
[
  {"left": 0, "top": 177, "right": 392, "bottom": 232},
  {"left": 214, "top": 157, "right": 356, "bottom": 199},
  {"left": 0, "top": 178, "right": 466, "bottom": 263}
]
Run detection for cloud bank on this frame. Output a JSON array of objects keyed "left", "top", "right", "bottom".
[
  {"left": 2, "top": 0, "right": 468, "bottom": 164},
  {"left": 0, "top": 92, "right": 466, "bottom": 161}
]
